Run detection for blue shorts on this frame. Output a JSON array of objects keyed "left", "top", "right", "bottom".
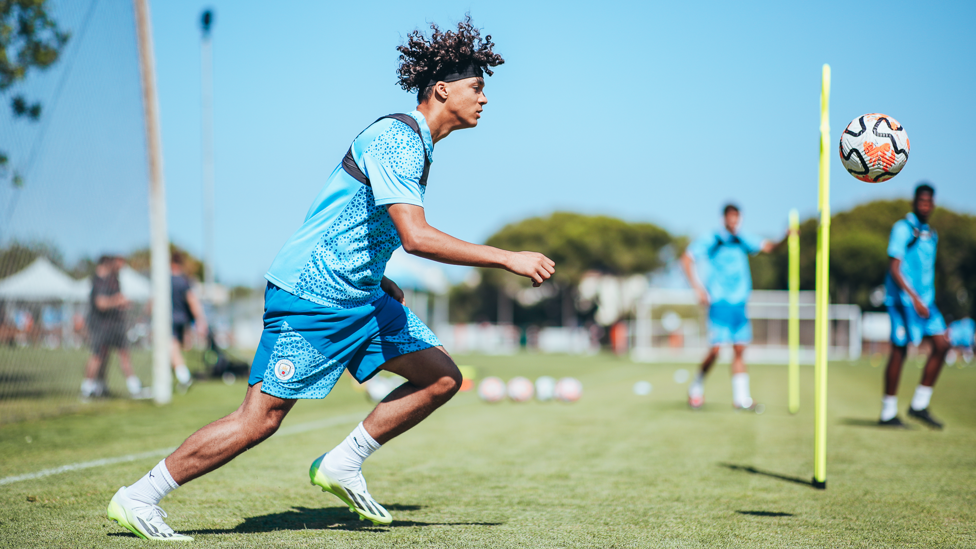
[
  {"left": 708, "top": 303, "right": 752, "bottom": 346},
  {"left": 249, "top": 283, "right": 441, "bottom": 400},
  {"left": 888, "top": 300, "right": 946, "bottom": 347}
]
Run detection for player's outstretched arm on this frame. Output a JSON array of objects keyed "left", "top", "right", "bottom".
[{"left": 387, "top": 204, "right": 555, "bottom": 286}]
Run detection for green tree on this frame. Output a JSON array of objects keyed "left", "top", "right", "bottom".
[
  {"left": 484, "top": 212, "right": 674, "bottom": 286},
  {"left": 753, "top": 199, "right": 976, "bottom": 320},
  {"left": 0, "top": 239, "right": 65, "bottom": 278},
  {"left": 0, "top": 0, "right": 70, "bottom": 184},
  {"left": 452, "top": 212, "right": 676, "bottom": 325}
]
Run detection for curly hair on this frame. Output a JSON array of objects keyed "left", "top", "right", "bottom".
[{"left": 397, "top": 15, "right": 504, "bottom": 104}]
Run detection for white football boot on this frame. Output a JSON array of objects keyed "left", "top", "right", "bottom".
[
  {"left": 107, "top": 487, "right": 193, "bottom": 541},
  {"left": 309, "top": 455, "right": 392, "bottom": 525}
]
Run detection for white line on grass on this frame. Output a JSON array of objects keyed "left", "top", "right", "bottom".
[{"left": 0, "top": 411, "right": 367, "bottom": 487}]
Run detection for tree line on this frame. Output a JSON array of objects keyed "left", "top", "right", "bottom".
[{"left": 452, "top": 200, "right": 976, "bottom": 325}]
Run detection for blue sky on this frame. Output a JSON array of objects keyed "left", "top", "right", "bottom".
[{"left": 4, "top": 0, "right": 975, "bottom": 284}]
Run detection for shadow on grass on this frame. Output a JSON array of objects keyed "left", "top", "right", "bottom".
[
  {"left": 736, "top": 510, "right": 794, "bottom": 517},
  {"left": 721, "top": 463, "right": 814, "bottom": 487},
  {"left": 142, "top": 505, "right": 504, "bottom": 535},
  {"left": 839, "top": 417, "right": 913, "bottom": 429}
]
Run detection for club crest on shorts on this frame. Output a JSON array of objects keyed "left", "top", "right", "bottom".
[{"left": 274, "top": 359, "right": 296, "bottom": 381}]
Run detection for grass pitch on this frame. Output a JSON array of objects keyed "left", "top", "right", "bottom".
[{"left": 1, "top": 353, "right": 974, "bottom": 548}]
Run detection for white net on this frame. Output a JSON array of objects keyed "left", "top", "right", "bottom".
[{"left": 0, "top": 0, "right": 153, "bottom": 422}]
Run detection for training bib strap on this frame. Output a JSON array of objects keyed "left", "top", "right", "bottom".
[{"left": 341, "top": 113, "right": 431, "bottom": 188}]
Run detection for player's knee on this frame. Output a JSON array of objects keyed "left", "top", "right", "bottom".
[
  {"left": 253, "top": 414, "right": 284, "bottom": 442},
  {"left": 431, "top": 367, "right": 462, "bottom": 400},
  {"left": 933, "top": 337, "right": 950, "bottom": 355}
]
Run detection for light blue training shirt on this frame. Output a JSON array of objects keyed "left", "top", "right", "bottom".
[
  {"left": 265, "top": 111, "right": 434, "bottom": 309},
  {"left": 885, "top": 212, "right": 937, "bottom": 307},
  {"left": 687, "top": 228, "right": 765, "bottom": 306}
]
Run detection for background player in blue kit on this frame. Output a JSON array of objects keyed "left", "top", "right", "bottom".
[
  {"left": 106, "top": 17, "right": 555, "bottom": 541},
  {"left": 879, "top": 184, "right": 949, "bottom": 429},
  {"left": 681, "top": 204, "right": 779, "bottom": 410},
  {"left": 946, "top": 317, "right": 975, "bottom": 364}
]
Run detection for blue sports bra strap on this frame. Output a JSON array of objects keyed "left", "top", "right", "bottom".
[{"left": 341, "top": 114, "right": 430, "bottom": 187}]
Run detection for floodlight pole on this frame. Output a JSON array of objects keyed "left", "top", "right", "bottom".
[
  {"left": 813, "top": 64, "right": 831, "bottom": 490},
  {"left": 788, "top": 208, "right": 800, "bottom": 414},
  {"left": 133, "top": 0, "right": 172, "bottom": 405},
  {"left": 200, "top": 9, "right": 215, "bottom": 300}
]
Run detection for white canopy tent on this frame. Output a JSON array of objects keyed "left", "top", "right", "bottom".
[
  {"left": 0, "top": 257, "right": 153, "bottom": 304},
  {"left": 0, "top": 257, "right": 89, "bottom": 302}
]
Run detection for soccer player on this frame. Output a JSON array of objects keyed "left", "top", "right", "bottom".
[
  {"left": 106, "top": 17, "right": 554, "bottom": 541},
  {"left": 170, "top": 251, "right": 207, "bottom": 393},
  {"left": 81, "top": 255, "right": 143, "bottom": 399},
  {"left": 681, "top": 204, "right": 778, "bottom": 410},
  {"left": 878, "top": 184, "right": 949, "bottom": 429}
]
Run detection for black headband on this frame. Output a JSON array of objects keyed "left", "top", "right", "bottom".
[{"left": 425, "top": 63, "right": 483, "bottom": 89}]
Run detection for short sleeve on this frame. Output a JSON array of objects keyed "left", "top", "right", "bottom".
[
  {"left": 739, "top": 232, "right": 766, "bottom": 256},
  {"left": 887, "top": 220, "right": 911, "bottom": 259},
  {"left": 687, "top": 233, "right": 716, "bottom": 259},
  {"left": 360, "top": 120, "right": 425, "bottom": 208}
]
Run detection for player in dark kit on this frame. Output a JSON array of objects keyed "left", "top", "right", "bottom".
[
  {"left": 878, "top": 184, "right": 949, "bottom": 429},
  {"left": 106, "top": 17, "right": 555, "bottom": 541}
]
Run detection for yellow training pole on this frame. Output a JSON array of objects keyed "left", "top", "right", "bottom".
[
  {"left": 813, "top": 64, "right": 830, "bottom": 490},
  {"left": 788, "top": 209, "right": 800, "bottom": 414}
]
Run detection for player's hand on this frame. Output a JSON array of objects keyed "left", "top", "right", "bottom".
[
  {"left": 196, "top": 320, "right": 209, "bottom": 338},
  {"left": 381, "top": 276, "right": 405, "bottom": 304},
  {"left": 912, "top": 296, "right": 930, "bottom": 319},
  {"left": 506, "top": 251, "right": 555, "bottom": 287},
  {"left": 695, "top": 287, "right": 710, "bottom": 306}
]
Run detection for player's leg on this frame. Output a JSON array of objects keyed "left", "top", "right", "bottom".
[
  {"left": 171, "top": 325, "right": 193, "bottom": 391},
  {"left": 364, "top": 345, "right": 461, "bottom": 442},
  {"left": 688, "top": 346, "right": 719, "bottom": 408},
  {"left": 730, "top": 343, "right": 754, "bottom": 409},
  {"left": 907, "top": 326, "right": 949, "bottom": 429},
  {"left": 80, "top": 346, "right": 108, "bottom": 398},
  {"left": 919, "top": 333, "right": 950, "bottom": 387},
  {"left": 880, "top": 302, "right": 910, "bottom": 426},
  {"left": 116, "top": 348, "right": 144, "bottom": 397},
  {"left": 311, "top": 346, "right": 459, "bottom": 524},
  {"left": 108, "top": 382, "right": 295, "bottom": 540},
  {"left": 727, "top": 304, "right": 754, "bottom": 410}
]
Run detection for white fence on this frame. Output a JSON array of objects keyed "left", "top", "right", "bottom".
[{"left": 631, "top": 289, "right": 861, "bottom": 364}]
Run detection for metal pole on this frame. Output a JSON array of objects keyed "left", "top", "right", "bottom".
[
  {"left": 133, "top": 0, "right": 172, "bottom": 405},
  {"left": 788, "top": 208, "right": 800, "bottom": 414},
  {"left": 200, "top": 10, "right": 215, "bottom": 300},
  {"left": 813, "top": 64, "right": 831, "bottom": 489}
]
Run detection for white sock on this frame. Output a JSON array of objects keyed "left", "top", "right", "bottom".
[
  {"left": 125, "top": 459, "right": 179, "bottom": 506},
  {"left": 731, "top": 373, "right": 752, "bottom": 408},
  {"left": 880, "top": 395, "right": 898, "bottom": 421},
  {"left": 175, "top": 365, "right": 191, "bottom": 384},
  {"left": 80, "top": 379, "right": 97, "bottom": 396},
  {"left": 320, "top": 422, "right": 381, "bottom": 492},
  {"left": 126, "top": 376, "right": 143, "bottom": 395},
  {"left": 689, "top": 372, "right": 705, "bottom": 398},
  {"left": 910, "top": 385, "right": 933, "bottom": 411}
]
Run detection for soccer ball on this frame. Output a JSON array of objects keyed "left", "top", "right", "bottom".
[
  {"left": 554, "top": 377, "right": 583, "bottom": 402},
  {"left": 507, "top": 377, "right": 535, "bottom": 402},
  {"left": 535, "top": 376, "right": 556, "bottom": 401},
  {"left": 839, "top": 113, "right": 910, "bottom": 183},
  {"left": 478, "top": 377, "right": 506, "bottom": 403}
]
